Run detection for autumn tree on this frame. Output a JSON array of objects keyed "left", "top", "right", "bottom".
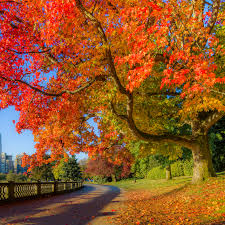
[
  {"left": 85, "top": 156, "right": 115, "bottom": 181},
  {"left": 78, "top": 158, "right": 88, "bottom": 179},
  {"left": 85, "top": 155, "right": 131, "bottom": 182},
  {"left": 0, "top": 0, "right": 225, "bottom": 183},
  {"left": 53, "top": 156, "right": 82, "bottom": 181}
]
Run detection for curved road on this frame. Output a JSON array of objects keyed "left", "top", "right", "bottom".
[{"left": 0, "top": 184, "right": 124, "bottom": 225}]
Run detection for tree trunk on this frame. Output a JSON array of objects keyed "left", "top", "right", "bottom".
[
  {"left": 111, "top": 174, "right": 117, "bottom": 182},
  {"left": 191, "top": 135, "right": 216, "bottom": 184},
  {"left": 166, "top": 164, "right": 172, "bottom": 180}
]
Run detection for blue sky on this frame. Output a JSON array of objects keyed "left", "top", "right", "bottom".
[{"left": 0, "top": 106, "right": 88, "bottom": 160}]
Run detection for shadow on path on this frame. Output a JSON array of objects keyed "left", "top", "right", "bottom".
[
  {"left": 0, "top": 184, "right": 121, "bottom": 225},
  {"left": 210, "top": 222, "right": 225, "bottom": 225}
]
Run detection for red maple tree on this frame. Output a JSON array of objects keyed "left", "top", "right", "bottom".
[{"left": 0, "top": 0, "right": 225, "bottom": 183}]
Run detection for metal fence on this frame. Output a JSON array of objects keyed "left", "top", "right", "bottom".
[{"left": 0, "top": 181, "right": 83, "bottom": 203}]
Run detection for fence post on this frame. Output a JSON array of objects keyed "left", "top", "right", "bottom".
[
  {"left": 54, "top": 181, "right": 58, "bottom": 194},
  {"left": 8, "top": 181, "right": 15, "bottom": 200},
  {"left": 37, "top": 180, "right": 41, "bottom": 196}
]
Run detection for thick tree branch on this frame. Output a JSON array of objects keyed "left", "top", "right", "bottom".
[
  {"left": 154, "top": 53, "right": 170, "bottom": 64},
  {"left": 204, "top": 0, "right": 213, "bottom": 6},
  {"left": 135, "top": 91, "right": 180, "bottom": 97},
  {"left": 145, "top": 7, "right": 155, "bottom": 31},
  {"left": 106, "top": 1, "right": 119, "bottom": 13},
  {"left": 126, "top": 92, "right": 196, "bottom": 149},
  {"left": 76, "top": 0, "right": 197, "bottom": 150},
  {"left": 208, "top": 0, "right": 221, "bottom": 34},
  {"left": 75, "top": 0, "right": 128, "bottom": 96},
  {"left": 110, "top": 102, "right": 128, "bottom": 122},
  {"left": 0, "top": 1, "right": 21, "bottom": 4},
  {"left": 80, "top": 114, "right": 97, "bottom": 123},
  {"left": 0, "top": 75, "right": 105, "bottom": 97},
  {"left": 202, "top": 111, "right": 225, "bottom": 133},
  {"left": 7, "top": 48, "right": 51, "bottom": 55},
  {"left": 111, "top": 96, "right": 196, "bottom": 149},
  {"left": 191, "top": 110, "right": 225, "bottom": 136}
]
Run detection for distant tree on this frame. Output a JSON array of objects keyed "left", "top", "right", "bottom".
[
  {"left": 53, "top": 156, "right": 82, "bottom": 181},
  {"left": 6, "top": 171, "right": 17, "bottom": 182},
  {"left": 0, "top": 173, "right": 6, "bottom": 181},
  {"left": 30, "top": 163, "right": 54, "bottom": 181},
  {"left": 130, "top": 140, "right": 193, "bottom": 180},
  {"left": 15, "top": 174, "right": 28, "bottom": 182},
  {"left": 29, "top": 154, "right": 55, "bottom": 181},
  {"left": 131, "top": 156, "right": 163, "bottom": 179},
  {"left": 85, "top": 155, "right": 131, "bottom": 182},
  {"left": 85, "top": 156, "right": 115, "bottom": 181},
  {"left": 78, "top": 158, "right": 88, "bottom": 179}
]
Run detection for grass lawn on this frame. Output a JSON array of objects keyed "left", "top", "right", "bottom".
[
  {"left": 106, "top": 172, "right": 225, "bottom": 225},
  {"left": 105, "top": 176, "right": 192, "bottom": 193}
]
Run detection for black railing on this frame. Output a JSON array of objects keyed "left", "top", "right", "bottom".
[{"left": 0, "top": 180, "right": 83, "bottom": 203}]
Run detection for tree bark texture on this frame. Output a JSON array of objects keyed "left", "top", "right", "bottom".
[
  {"left": 191, "top": 135, "right": 216, "bottom": 183},
  {"left": 166, "top": 164, "right": 172, "bottom": 180}
]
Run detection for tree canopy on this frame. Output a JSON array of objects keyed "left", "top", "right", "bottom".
[{"left": 0, "top": 0, "right": 225, "bottom": 183}]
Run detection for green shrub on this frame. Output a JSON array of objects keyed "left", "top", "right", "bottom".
[
  {"left": 171, "top": 161, "right": 184, "bottom": 177},
  {"left": 183, "top": 159, "right": 193, "bottom": 176},
  {"left": 147, "top": 166, "right": 166, "bottom": 180},
  {"left": 15, "top": 174, "right": 28, "bottom": 182},
  {"left": 92, "top": 176, "right": 108, "bottom": 184},
  {"left": 0, "top": 173, "right": 6, "bottom": 181},
  {"left": 146, "top": 159, "right": 193, "bottom": 180}
]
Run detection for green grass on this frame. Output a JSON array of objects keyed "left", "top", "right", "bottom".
[
  {"left": 105, "top": 176, "right": 192, "bottom": 192},
  {"left": 105, "top": 172, "right": 225, "bottom": 192}
]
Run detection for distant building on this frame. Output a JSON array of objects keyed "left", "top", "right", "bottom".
[
  {"left": 0, "top": 134, "right": 2, "bottom": 172},
  {"left": 0, "top": 153, "right": 6, "bottom": 173},
  {"left": 0, "top": 134, "right": 14, "bottom": 173},
  {"left": 0, "top": 153, "right": 13, "bottom": 173},
  {"left": 6, "top": 155, "right": 14, "bottom": 172},
  {"left": 14, "top": 154, "right": 27, "bottom": 174},
  {"left": 0, "top": 133, "right": 2, "bottom": 154},
  {"left": 0, "top": 134, "right": 27, "bottom": 174}
]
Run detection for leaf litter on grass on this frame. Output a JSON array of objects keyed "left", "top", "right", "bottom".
[{"left": 113, "top": 175, "right": 225, "bottom": 225}]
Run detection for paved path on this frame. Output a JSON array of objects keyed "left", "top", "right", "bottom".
[{"left": 0, "top": 184, "right": 124, "bottom": 225}]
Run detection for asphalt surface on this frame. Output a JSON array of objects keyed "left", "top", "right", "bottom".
[{"left": 0, "top": 184, "right": 124, "bottom": 225}]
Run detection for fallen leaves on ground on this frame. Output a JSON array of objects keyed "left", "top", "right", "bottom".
[{"left": 114, "top": 176, "right": 225, "bottom": 225}]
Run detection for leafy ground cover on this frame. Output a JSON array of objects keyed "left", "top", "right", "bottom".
[{"left": 107, "top": 173, "right": 225, "bottom": 224}]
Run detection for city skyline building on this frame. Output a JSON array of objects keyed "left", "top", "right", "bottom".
[
  {"left": 0, "top": 133, "right": 2, "bottom": 154},
  {"left": 0, "top": 152, "right": 6, "bottom": 173},
  {"left": 0, "top": 133, "right": 25, "bottom": 174},
  {"left": 0, "top": 152, "right": 14, "bottom": 173}
]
